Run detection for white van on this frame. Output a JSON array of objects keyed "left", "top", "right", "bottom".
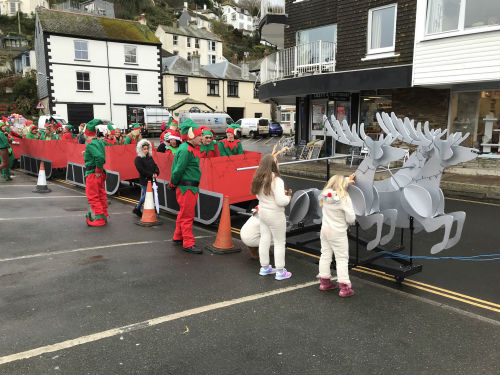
[
  {"left": 38, "top": 115, "right": 67, "bottom": 129},
  {"left": 128, "top": 106, "right": 170, "bottom": 136},
  {"left": 236, "top": 118, "right": 270, "bottom": 138},
  {"left": 179, "top": 112, "right": 234, "bottom": 136}
]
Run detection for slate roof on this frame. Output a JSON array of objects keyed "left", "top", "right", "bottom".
[
  {"left": 37, "top": 8, "right": 160, "bottom": 45},
  {"left": 203, "top": 61, "right": 257, "bottom": 82},
  {"left": 162, "top": 55, "right": 216, "bottom": 78},
  {"left": 158, "top": 24, "right": 221, "bottom": 42}
]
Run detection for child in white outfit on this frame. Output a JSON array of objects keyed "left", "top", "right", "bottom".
[
  {"left": 318, "top": 174, "right": 356, "bottom": 297},
  {"left": 250, "top": 154, "right": 292, "bottom": 280}
]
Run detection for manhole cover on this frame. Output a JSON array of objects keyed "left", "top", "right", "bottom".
[{"left": 64, "top": 208, "right": 88, "bottom": 212}]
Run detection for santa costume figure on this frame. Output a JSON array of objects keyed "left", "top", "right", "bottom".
[{"left": 199, "top": 127, "right": 220, "bottom": 158}]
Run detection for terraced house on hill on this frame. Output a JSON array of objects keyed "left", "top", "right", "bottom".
[
  {"left": 259, "top": 0, "right": 500, "bottom": 154},
  {"left": 35, "top": 8, "right": 162, "bottom": 129}
]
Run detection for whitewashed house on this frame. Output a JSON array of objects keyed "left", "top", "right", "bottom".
[
  {"left": 221, "top": 4, "right": 257, "bottom": 35},
  {"left": 413, "top": 0, "right": 500, "bottom": 150},
  {"left": 34, "top": 8, "right": 162, "bottom": 129},
  {"left": 155, "top": 24, "right": 223, "bottom": 65},
  {"left": 0, "top": 0, "right": 48, "bottom": 16}
]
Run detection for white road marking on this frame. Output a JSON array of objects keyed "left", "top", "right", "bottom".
[
  {"left": 0, "top": 196, "right": 86, "bottom": 200},
  {"left": 0, "top": 212, "right": 131, "bottom": 221},
  {"left": 0, "top": 280, "right": 318, "bottom": 365},
  {"left": 0, "top": 236, "right": 212, "bottom": 263},
  {"left": 0, "top": 184, "right": 41, "bottom": 187}
]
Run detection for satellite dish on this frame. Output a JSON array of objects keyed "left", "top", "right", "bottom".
[{"left": 288, "top": 190, "right": 310, "bottom": 224}]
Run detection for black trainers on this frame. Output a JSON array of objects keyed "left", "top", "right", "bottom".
[
  {"left": 132, "top": 207, "right": 142, "bottom": 218},
  {"left": 183, "top": 245, "right": 203, "bottom": 254}
]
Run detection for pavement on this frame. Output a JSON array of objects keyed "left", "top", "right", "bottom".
[{"left": 0, "top": 172, "right": 499, "bottom": 374}]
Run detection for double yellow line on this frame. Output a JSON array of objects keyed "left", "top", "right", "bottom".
[{"left": 53, "top": 178, "right": 500, "bottom": 313}]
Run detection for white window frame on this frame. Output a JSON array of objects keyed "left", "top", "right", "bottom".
[
  {"left": 125, "top": 74, "right": 138, "bottom": 93},
  {"left": 124, "top": 45, "right": 137, "bottom": 64},
  {"left": 195, "top": 38, "right": 200, "bottom": 48},
  {"left": 187, "top": 37, "right": 191, "bottom": 48},
  {"left": 209, "top": 54, "right": 216, "bottom": 64},
  {"left": 173, "top": 35, "right": 178, "bottom": 45},
  {"left": 367, "top": 3, "right": 397, "bottom": 55},
  {"left": 74, "top": 40, "right": 89, "bottom": 61},
  {"left": 424, "top": 0, "right": 500, "bottom": 39},
  {"left": 208, "top": 40, "right": 216, "bottom": 51},
  {"left": 76, "top": 71, "right": 91, "bottom": 91}
]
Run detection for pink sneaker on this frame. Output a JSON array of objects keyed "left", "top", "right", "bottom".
[
  {"left": 338, "top": 282, "right": 354, "bottom": 297},
  {"left": 319, "top": 278, "right": 337, "bottom": 291}
]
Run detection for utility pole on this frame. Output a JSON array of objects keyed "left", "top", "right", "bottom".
[{"left": 18, "top": 11, "right": 21, "bottom": 34}]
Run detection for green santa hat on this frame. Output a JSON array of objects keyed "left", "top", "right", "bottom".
[
  {"left": 85, "top": 119, "right": 103, "bottom": 136},
  {"left": 179, "top": 118, "right": 202, "bottom": 140},
  {"left": 130, "top": 123, "right": 142, "bottom": 130},
  {"left": 226, "top": 123, "right": 241, "bottom": 135},
  {"left": 106, "top": 122, "right": 115, "bottom": 131}
]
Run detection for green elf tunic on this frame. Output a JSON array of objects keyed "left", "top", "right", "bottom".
[
  {"left": 218, "top": 139, "right": 243, "bottom": 156},
  {"left": 0, "top": 132, "right": 13, "bottom": 180},
  {"left": 84, "top": 138, "right": 106, "bottom": 177},
  {"left": 25, "top": 125, "right": 39, "bottom": 139},
  {"left": 170, "top": 142, "right": 201, "bottom": 194},
  {"left": 165, "top": 145, "right": 179, "bottom": 157}
]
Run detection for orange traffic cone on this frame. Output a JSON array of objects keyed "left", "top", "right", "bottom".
[
  {"left": 33, "top": 161, "right": 51, "bottom": 193},
  {"left": 207, "top": 195, "right": 241, "bottom": 254},
  {"left": 135, "top": 180, "right": 162, "bottom": 227}
]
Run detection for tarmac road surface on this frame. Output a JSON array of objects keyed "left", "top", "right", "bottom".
[{"left": 0, "top": 172, "right": 498, "bottom": 375}]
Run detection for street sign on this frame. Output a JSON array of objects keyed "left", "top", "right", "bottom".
[{"left": 35, "top": 101, "right": 45, "bottom": 110}]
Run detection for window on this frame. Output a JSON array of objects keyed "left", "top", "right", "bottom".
[
  {"left": 126, "top": 74, "right": 138, "bottom": 92},
  {"left": 173, "top": 35, "right": 178, "bottom": 45},
  {"left": 253, "top": 82, "right": 260, "bottom": 98},
  {"left": 209, "top": 54, "right": 216, "bottom": 64},
  {"left": 207, "top": 79, "right": 219, "bottom": 95},
  {"left": 426, "top": 0, "right": 500, "bottom": 35},
  {"left": 187, "top": 37, "right": 191, "bottom": 48},
  {"left": 296, "top": 24, "right": 337, "bottom": 45},
  {"left": 227, "top": 81, "right": 238, "bottom": 97},
  {"left": 239, "top": 22, "right": 244, "bottom": 29},
  {"left": 187, "top": 52, "right": 192, "bottom": 61},
  {"left": 232, "top": 14, "right": 237, "bottom": 21},
  {"left": 74, "top": 40, "right": 88, "bottom": 60},
  {"left": 76, "top": 71, "right": 90, "bottom": 91},
  {"left": 239, "top": 13, "right": 243, "bottom": 19},
  {"left": 281, "top": 112, "right": 291, "bottom": 122},
  {"left": 195, "top": 38, "right": 200, "bottom": 48},
  {"left": 367, "top": 4, "right": 397, "bottom": 54},
  {"left": 9, "top": 2, "right": 16, "bottom": 14},
  {"left": 174, "top": 76, "right": 188, "bottom": 94},
  {"left": 208, "top": 40, "right": 216, "bottom": 51},
  {"left": 124, "top": 45, "right": 137, "bottom": 64}
]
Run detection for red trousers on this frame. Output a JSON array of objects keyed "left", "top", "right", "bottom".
[
  {"left": 173, "top": 188, "right": 198, "bottom": 247},
  {"left": 86, "top": 173, "right": 108, "bottom": 216}
]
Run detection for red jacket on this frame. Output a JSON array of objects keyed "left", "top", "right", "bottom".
[{"left": 62, "top": 132, "right": 74, "bottom": 141}]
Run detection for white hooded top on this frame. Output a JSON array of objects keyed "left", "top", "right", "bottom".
[
  {"left": 136, "top": 139, "right": 153, "bottom": 157},
  {"left": 319, "top": 188, "right": 356, "bottom": 236},
  {"left": 256, "top": 175, "right": 290, "bottom": 212}
]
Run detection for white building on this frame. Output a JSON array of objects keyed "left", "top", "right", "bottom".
[
  {"left": 221, "top": 4, "right": 258, "bottom": 34},
  {"left": 35, "top": 8, "right": 162, "bottom": 129},
  {"left": 178, "top": 9, "right": 213, "bottom": 31},
  {"left": 0, "top": 0, "right": 48, "bottom": 16},
  {"left": 412, "top": 0, "right": 500, "bottom": 150},
  {"left": 155, "top": 24, "right": 223, "bottom": 66}
]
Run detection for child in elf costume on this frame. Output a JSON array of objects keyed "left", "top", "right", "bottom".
[
  {"left": 157, "top": 130, "right": 181, "bottom": 155},
  {"left": 103, "top": 123, "right": 118, "bottom": 146},
  {"left": 83, "top": 119, "right": 108, "bottom": 227},
  {"left": 199, "top": 127, "right": 220, "bottom": 158},
  {"left": 218, "top": 124, "right": 243, "bottom": 156},
  {"left": 25, "top": 124, "right": 39, "bottom": 139},
  {"left": 160, "top": 117, "right": 179, "bottom": 143},
  {"left": 169, "top": 118, "right": 203, "bottom": 254},
  {"left": 40, "top": 123, "right": 61, "bottom": 140},
  {"left": 61, "top": 125, "right": 74, "bottom": 141},
  {"left": 0, "top": 127, "right": 14, "bottom": 181},
  {"left": 124, "top": 123, "right": 142, "bottom": 145},
  {"left": 0, "top": 131, "right": 9, "bottom": 180}
]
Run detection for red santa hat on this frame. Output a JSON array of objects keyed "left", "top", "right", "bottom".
[{"left": 164, "top": 129, "right": 181, "bottom": 142}]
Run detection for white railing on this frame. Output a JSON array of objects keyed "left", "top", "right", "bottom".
[
  {"left": 260, "top": 41, "right": 336, "bottom": 84},
  {"left": 261, "top": 0, "right": 286, "bottom": 18}
]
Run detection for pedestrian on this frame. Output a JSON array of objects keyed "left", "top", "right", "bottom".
[
  {"left": 168, "top": 119, "right": 203, "bottom": 254},
  {"left": 133, "top": 139, "right": 159, "bottom": 217},
  {"left": 199, "top": 127, "right": 220, "bottom": 158},
  {"left": 61, "top": 125, "right": 74, "bottom": 141},
  {"left": 83, "top": 119, "right": 108, "bottom": 227},
  {"left": 24, "top": 124, "right": 39, "bottom": 139},
  {"left": 0, "top": 130, "right": 10, "bottom": 181},
  {"left": 317, "top": 174, "right": 356, "bottom": 297},
  {"left": 250, "top": 154, "right": 292, "bottom": 280},
  {"left": 124, "top": 123, "right": 142, "bottom": 145},
  {"left": 218, "top": 124, "right": 243, "bottom": 156},
  {"left": 78, "top": 123, "right": 86, "bottom": 144}
]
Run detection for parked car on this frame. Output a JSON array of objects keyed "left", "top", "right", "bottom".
[
  {"left": 38, "top": 115, "right": 67, "bottom": 129},
  {"left": 128, "top": 106, "right": 170, "bottom": 136},
  {"left": 236, "top": 118, "right": 270, "bottom": 138},
  {"left": 179, "top": 112, "right": 234, "bottom": 136},
  {"left": 269, "top": 121, "right": 283, "bottom": 136}
]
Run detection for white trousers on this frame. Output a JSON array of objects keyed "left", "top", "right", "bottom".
[
  {"left": 258, "top": 208, "right": 286, "bottom": 269},
  {"left": 318, "top": 232, "right": 350, "bottom": 284}
]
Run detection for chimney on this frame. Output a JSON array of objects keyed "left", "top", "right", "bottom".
[
  {"left": 138, "top": 13, "right": 147, "bottom": 25},
  {"left": 203, "top": 4, "right": 207, "bottom": 10},
  {"left": 232, "top": 53, "right": 238, "bottom": 65},
  {"left": 191, "top": 51, "right": 200, "bottom": 75},
  {"left": 241, "top": 56, "right": 249, "bottom": 80},
  {"left": 184, "top": 2, "right": 188, "bottom": 10},
  {"left": 174, "top": 18, "right": 179, "bottom": 28}
]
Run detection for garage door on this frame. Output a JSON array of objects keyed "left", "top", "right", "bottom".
[
  {"left": 67, "top": 104, "right": 94, "bottom": 126},
  {"left": 227, "top": 107, "right": 244, "bottom": 122}
]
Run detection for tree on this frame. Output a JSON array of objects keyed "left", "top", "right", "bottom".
[{"left": 12, "top": 76, "right": 37, "bottom": 117}]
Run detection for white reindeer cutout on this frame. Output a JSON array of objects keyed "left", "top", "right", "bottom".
[{"left": 325, "top": 115, "right": 406, "bottom": 250}]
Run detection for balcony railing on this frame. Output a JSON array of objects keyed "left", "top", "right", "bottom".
[
  {"left": 260, "top": 41, "right": 336, "bottom": 84},
  {"left": 260, "top": 0, "right": 286, "bottom": 18}
]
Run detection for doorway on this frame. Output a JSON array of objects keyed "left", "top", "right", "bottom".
[
  {"left": 67, "top": 104, "right": 94, "bottom": 130},
  {"left": 227, "top": 107, "right": 244, "bottom": 122}
]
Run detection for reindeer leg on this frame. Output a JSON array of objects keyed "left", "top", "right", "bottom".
[
  {"left": 444, "top": 211, "right": 466, "bottom": 249},
  {"left": 416, "top": 215, "right": 454, "bottom": 254},
  {"left": 380, "top": 209, "right": 397, "bottom": 245},
  {"left": 357, "top": 213, "right": 383, "bottom": 251}
]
